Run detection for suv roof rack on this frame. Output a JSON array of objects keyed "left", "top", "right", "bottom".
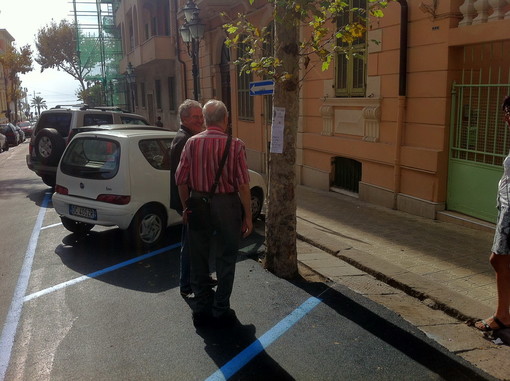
[{"left": 51, "top": 104, "right": 129, "bottom": 112}]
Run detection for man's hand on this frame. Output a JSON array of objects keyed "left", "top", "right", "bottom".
[{"left": 241, "top": 216, "right": 253, "bottom": 238}]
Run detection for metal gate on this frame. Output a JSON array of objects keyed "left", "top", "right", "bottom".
[{"left": 448, "top": 83, "right": 510, "bottom": 222}]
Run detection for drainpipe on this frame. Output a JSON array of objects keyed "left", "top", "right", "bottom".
[
  {"left": 393, "top": 0, "right": 408, "bottom": 209},
  {"left": 174, "top": 0, "right": 189, "bottom": 100}
]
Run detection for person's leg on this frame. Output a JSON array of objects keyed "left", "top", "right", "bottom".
[
  {"left": 188, "top": 227, "right": 214, "bottom": 314},
  {"left": 491, "top": 253, "right": 510, "bottom": 323},
  {"left": 211, "top": 195, "right": 242, "bottom": 317},
  {"left": 179, "top": 223, "right": 192, "bottom": 295},
  {"left": 475, "top": 253, "right": 510, "bottom": 331}
]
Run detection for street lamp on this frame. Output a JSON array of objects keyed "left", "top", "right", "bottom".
[
  {"left": 179, "top": 0, "right": 205, "bottom": 101},
  {"left": 125, "top": 62, "right": 136, "bottom": 112}
]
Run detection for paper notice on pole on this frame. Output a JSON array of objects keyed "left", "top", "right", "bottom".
[{"left": 270, "top": 107, "right": 285, "bottom": 154}]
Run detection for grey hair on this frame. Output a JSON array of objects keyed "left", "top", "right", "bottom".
[
  {"left": 178, "top": 99, "right": 202, "bottom": 123},
  {"left": 203, "top": 100, "right": 228, "bottom": 126}
]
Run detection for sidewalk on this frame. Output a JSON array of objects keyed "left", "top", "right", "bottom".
[
  {"left": 294, "top": 185, "right": 510, "bottom": 380},
  {"left": 295, "top": 185, "right": 496, "bottom": 320}
]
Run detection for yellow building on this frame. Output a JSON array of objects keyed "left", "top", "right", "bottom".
[
  {"left": 0, "top": 29, "right": 15, "bottom": 124},
  {"left": 115, "top": 0, "right": 510, "bottom": 223}
]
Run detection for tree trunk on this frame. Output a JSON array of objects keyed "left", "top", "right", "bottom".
[{"left": 263, "top": 5, "right": 300, "bottom": 279}]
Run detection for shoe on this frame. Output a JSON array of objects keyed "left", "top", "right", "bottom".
[
  {"left": 214, "top": 309, "right": 239, "bottom": 328},
  {"left": 180, "top": 288, "right": 194, "bottom": 298},
  {"left": 474, "top": 316, "right": 510, "bottom": 332},
  {"left": 192, "top": 311, "right": 213, "bottom": 328}
]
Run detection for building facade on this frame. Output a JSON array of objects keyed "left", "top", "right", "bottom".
[
  {"left": 115, "top": 0, "right": 510, "bottom": 223},
  {"left": 0, "top": 29, "right": 15, "bottom": 124}
]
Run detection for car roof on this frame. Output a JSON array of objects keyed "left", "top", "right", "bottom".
[{"left": 72, "top": 128, "right": 177, "bottom": 139}]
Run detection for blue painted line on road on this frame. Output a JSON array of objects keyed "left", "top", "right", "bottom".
[
  {"left": 23, "top": 243, "right": 180, "bottom": 302},
  {"left": 205, "top": 296, "right": 323, "bottom": 381},
  {"left": 0, "top": 192, "right": 52, "bottom": 381}
]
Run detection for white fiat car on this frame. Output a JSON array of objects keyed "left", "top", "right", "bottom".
[{"left": 52, "top": 127, "right": 266, "bottom": 248}]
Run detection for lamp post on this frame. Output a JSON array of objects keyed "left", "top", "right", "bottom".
[
  {"left": 125, "top": 62, "right": 136, "bottom": 112},
  {"left": 179, "top": 0, "right": 205, "bottom": 101}
]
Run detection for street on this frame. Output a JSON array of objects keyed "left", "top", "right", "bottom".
[{"left": 0, "top": 142, "right": 495, "bottom": 381}]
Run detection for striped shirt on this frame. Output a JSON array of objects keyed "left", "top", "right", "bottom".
[{"left": 175, "top": 126, "right": 250, "bottom": 193}]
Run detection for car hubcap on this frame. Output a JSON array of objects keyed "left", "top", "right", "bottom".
[
  {"left": 39, "top": 137, "right": 52, "bottom": 158},
  {"left": 139, "top": 214, "right": 162, "bottom": 244}
]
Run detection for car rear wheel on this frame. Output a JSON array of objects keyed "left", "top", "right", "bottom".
[
  {"left": 250, "top": 188, "right": 264, "bottom": 221},
  {"left": 41, "top": 174, "right": 56, "bottom": 187},
  {"left": 34, "top": 128, "right": 66, "bottom": 165},
  {"left": 61, "top": 216, "right": 94, "bottom": 235},
  {"left": 128, "top": 205, "right": 166, "bottom": 249}
]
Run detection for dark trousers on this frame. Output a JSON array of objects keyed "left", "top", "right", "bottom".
[{"left": 188, "top": 193, "right": 242, "bottom": 317}]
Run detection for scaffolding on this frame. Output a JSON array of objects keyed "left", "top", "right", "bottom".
[{"left": 72, "top": 0, "right": 126, "bottom": 108}]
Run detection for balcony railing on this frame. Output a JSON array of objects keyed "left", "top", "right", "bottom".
[{"left": 459, "top": 0, "right": 510, "bottom": 26}]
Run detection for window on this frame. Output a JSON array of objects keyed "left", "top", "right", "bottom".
[
  {"left": 139, "top": 138, "right": 173, "bottom": 170},
  {"left": 36, "top": 113, "right": 72, "bottom": 137},
  {"left": 335, "top": 0, "right": 367, "bottom": 97},
  {"left": 155, "top": 79, "right": 162, "bottom": 109},
  {"left": 83, "top": 114, "right": 113, "bottom": 126},
  {"left": 168, "top": 77, "right": 176, "bottom": 111},
  {"left": 61, "top": 138, "right": 120, "bottom": 179},
  {"left": 120, "top": 116, "right": 149, "bottom": 125},
  {"left": 237, "top": 37, "right": 254, "bottom": 120}
]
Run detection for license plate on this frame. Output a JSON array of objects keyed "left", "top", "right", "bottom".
[{"left": 69, "top": 205, "right": 97, "bottom": 220}]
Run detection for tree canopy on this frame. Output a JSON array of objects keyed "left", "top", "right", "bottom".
[
  {"left": 35, "top": 19, "right": 102, "bottom": 92},
  {"left": 223, "top": 0, "right": 389, "bottom": 83},
  {"left": 0, "top": 44, "right": 33, "bottom": 122}
]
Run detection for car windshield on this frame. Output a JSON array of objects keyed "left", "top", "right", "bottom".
[{"left": 61, "top": 137, "right": 120, "bottom": 180}]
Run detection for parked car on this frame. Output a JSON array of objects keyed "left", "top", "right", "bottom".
[
  {"left": 0, "top": 132, "right": 8, "bottom": 152},
  {"left": 52, "top": 127, "right": 266, "bottom": 248},
  {"left": 0, "top": 123, "right": 20, "bottom": 146},
  {"left": 26, "top": 105, "right": 149, "bottom": 187},
  {"left": 13, "top": 124, "right": 25, "bottom": 143},
  {"left": 18, "top": 121, "right": 33, "bottom": 137}
]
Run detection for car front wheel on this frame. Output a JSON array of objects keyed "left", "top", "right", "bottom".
[
  {"left": 128, "top": 205, "right": 166, "bottom": 249},
  {"left": 61, "top": 216, "right": 94, "bottom": 235}
]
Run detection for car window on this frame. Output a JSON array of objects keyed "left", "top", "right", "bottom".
[
  {"left": 37, "top": 113, "right": 72, "bottom": 136},
  {"left": 120, "top": 116, "right": 149, "bottom": 125},
  {"left": 83, "top": 113, "right": 114, "bottom": 126},
  {"left": 139, "top": 138, "right": 173, "bottom": 170},
  {"left": 61, "top": 138, "right": 120, "bottom": 179}
]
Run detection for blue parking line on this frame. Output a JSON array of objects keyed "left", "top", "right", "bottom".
[
  {"left": 24, "top": 243, "right": 180, "bottom": 302},
  {"left": 205, "top": 296, "right": 323, "bottom": 381},
  {"left": 0, "top": 192, "right": 51, "bottom": 381}
]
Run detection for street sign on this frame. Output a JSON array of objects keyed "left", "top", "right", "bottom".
[{"left": 249, "top": 80, "right": 274, "bottom": 96}]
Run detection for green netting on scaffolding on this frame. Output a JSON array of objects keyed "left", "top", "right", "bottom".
[{"left": 73, "top": 0, "right": 126, "bottom": 108}]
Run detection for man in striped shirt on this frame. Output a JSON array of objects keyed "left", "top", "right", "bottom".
[{"left": 176, "top": 99, "right": 252, "bottom": 328}]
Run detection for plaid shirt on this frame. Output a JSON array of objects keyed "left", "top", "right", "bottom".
[{"left": 175, "top": 126, "right": 250, "bottom": 193}]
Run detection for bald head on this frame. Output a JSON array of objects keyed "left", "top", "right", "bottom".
[{"left": 203, "top": 100, "right": 228, "bottom": 130}]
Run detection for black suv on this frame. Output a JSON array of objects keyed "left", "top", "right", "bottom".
[{"left": 27, "top": 105, "right": 150, "bottom": 186}]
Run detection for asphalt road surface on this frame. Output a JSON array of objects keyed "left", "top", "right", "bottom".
[{"left": 0, "top": 142, "right": 495, "bottom": 380}]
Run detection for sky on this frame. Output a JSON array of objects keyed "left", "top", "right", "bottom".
[{"left": 0, "top": 0, "right": 81, "bottom": 109}]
